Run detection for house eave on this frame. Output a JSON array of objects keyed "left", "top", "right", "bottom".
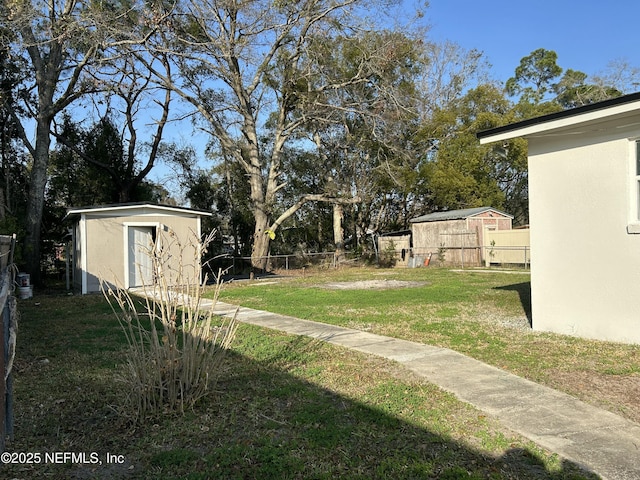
[{"left": 477, "top": 91, "right": 640, "bottom": 145}]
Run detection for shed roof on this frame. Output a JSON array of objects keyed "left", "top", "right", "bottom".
[
  {"left": 65, "top": 202, "right": 212, "bottom": 219},
  {"left": 379, "top": 229, "right": 412, "bottom": 237},
  {"left": 477, "top": 91, "right": 640, "bottom": 144},
  {"left": 410, "top": 207, "right": 512, "bottom": 224}
]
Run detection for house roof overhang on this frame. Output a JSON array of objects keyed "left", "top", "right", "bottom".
[
  {"left": 64, "top": 202, "right": 213, "bottom": 221},
  {"left": 477, "top": 91, "right": 640, "bottom": 145}
]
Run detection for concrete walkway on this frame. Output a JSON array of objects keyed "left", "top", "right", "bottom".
[{"left": 199, "top": 298, "right": 640, "bottom": 479}]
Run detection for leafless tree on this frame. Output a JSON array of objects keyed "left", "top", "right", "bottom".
[
  {"left": 52, "top": 55, "right": 173, "bottom": 203},
  {"left": 2, "top": 0, "right": 175, "bottom": 280},
  {"left": 140, "top": 0, "right": 421, "bottom": 270},
  {"left": 591, "top": 59, "right": 640, "bottom": 95},
  {"left": 2, "top": 0, "right": 105, "bottom": 280}
]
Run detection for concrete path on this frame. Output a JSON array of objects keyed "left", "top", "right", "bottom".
[{"left": 202, "top": 300, "right": 640, "bottom": 480}]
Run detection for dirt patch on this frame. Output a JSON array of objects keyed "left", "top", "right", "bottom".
[
  {"left": 322, "top": 280, "right": 428, "bottom": 290},
  {"left": 548, "top": 370, "right": 640, "bottom": 424}
]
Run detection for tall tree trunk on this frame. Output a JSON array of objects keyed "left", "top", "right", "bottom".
[
  {"left": 333, "top": 203, "right": 345, "bottom": 262},
  {"left": 0, "top": 130, "right": 8, "bottom": 221},
  {"left": 248, "top": 154, "right": 271, "bottom": 272},
  {"left": 251, "top": 208, "right": 271, "bottom": 273},
  {"left": 0, "top": 187, "right": 6, "bottom": 221},
  {"left": 24, "top": 118, "right": 51, "bottom": 284}
]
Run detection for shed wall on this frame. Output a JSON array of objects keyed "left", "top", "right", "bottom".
[
  {"left": 467, "top": 213, "right": 512, "bottom": 248},
  {"left": 412, "top": 219, "right": 480, "bottom": 266},
  {"left": 83, "top": 213, "right": 201, "bottom": 293},
  {"left": 73, "top": 223, "right": 82, "bottom": 291},
  {"left": 378, "top": 234, "right": 411, "bottom": 267}
]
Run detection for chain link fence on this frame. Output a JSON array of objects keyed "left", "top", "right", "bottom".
[{"left": 207, "top": 251, "right": 339, "bottom": 276}]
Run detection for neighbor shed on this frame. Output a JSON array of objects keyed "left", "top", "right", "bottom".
[
  {"left": 478, "top": 91, "right": 640, "bottom": 344},
  {"left": 377, "top": 230, "right": 412, "bottom": 267},
  {"left": 66, "top": 203, "right": 212, "bottom": 294},
  {"left": 410, "top": 207, "right": 513, "bottom": 266}
]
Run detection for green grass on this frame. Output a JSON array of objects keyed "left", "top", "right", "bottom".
[
  {"left": 217, "top": 267, "right": 640, "bottom": 423},
  {"left": 219, "top": 268, "right": 525, "bottom": 321},
  {"left": 8, "top": 289, "right": 598, "bottom": 479}
]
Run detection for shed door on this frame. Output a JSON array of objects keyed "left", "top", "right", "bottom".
[{"left": 128, "top": 226, "right": 155, "bottom": 287}]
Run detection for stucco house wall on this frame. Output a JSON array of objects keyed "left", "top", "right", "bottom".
[
  {"left": 478, "top": 92, "right": 640, "bottom": 344},
  {"left": 527, "top": 128, "right": 640, "bottom": 342},
  {"left": 68, "top": 204, "right": 212, "bottom": 294}
]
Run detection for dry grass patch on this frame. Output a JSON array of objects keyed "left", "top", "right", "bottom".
[
  {"left": 322, "top": 279, "right": 429, "bottom": 290},
  {"left": 548, "top": 370, "right": 640, "bottom": 424}
]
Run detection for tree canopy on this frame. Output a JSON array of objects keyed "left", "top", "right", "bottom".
[{"left": 1, "top": 0, "right": 637, "bottom": 278}]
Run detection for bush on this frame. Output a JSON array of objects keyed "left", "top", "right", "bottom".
[
  {"left": 379, "top": 240, "right": 397, "bottom": 268},
  {"left": 102, "top": 230, "right": 237, "bottom": 422}
]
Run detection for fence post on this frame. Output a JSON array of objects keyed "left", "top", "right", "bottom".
[
  {"left": 3, "top": 289, "right": 13, "bottom": 447},
  {"left": 0, "top": 234, "right": 16, "bottom": 453},
  {"left": 0, "top": 274, "right": 5, "bottom": 454}
]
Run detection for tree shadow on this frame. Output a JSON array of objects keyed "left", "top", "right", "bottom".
[
  {"left": 495, "top": 281, "right": 532, "bottom": 327},
  {"left": 10, "top": 297, "right": 600, "bottom": 479}
]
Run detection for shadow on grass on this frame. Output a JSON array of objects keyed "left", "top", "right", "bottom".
[
  {"left": 495, "top": 282, "right": 532, "bottom": 327},
  {"left": 9, "top": 295, "right": 597, "bottom": 479}
]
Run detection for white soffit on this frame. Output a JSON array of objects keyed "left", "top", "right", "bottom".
[{"left": 479, "top": 99, "right": 640, "bottom": 144}]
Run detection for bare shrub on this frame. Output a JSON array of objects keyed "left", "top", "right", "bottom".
[{"left": 102, "top": 230, "right": 237, "bottom": 422}]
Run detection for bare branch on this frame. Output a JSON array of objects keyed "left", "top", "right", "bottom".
[{"left": 270, "top": 193, "right": 361, "bottom": 233}]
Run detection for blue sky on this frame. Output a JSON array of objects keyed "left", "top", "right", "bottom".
[
  {"left": 154, "top": 1, "right": 640, "bottom": 193},
  {"left": 424, "top": 0, "right": 640, "bottom": 85}
]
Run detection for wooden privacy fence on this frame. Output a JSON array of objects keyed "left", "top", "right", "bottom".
[
  {"left": 383, "top": 227, "right": 532, "bottom": 268},
  {"left": 406, "top": 230, "right": 481, "bottom": 268},
  {"left": 484, "top": 228, "right": 531, "bottom": 267},
  {"left": 0, "top": 234, "right": 16, "bottom": 453},
  {"left": 437, "top": 230, "right": 480, "bottom": 267}
]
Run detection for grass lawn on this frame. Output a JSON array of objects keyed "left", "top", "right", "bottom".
[
  {"left": 8, "top": 282, "right": 599, "bottom": 479},
  {"left": 217, "top": 266, "right": 640, "bottom": 425}
]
